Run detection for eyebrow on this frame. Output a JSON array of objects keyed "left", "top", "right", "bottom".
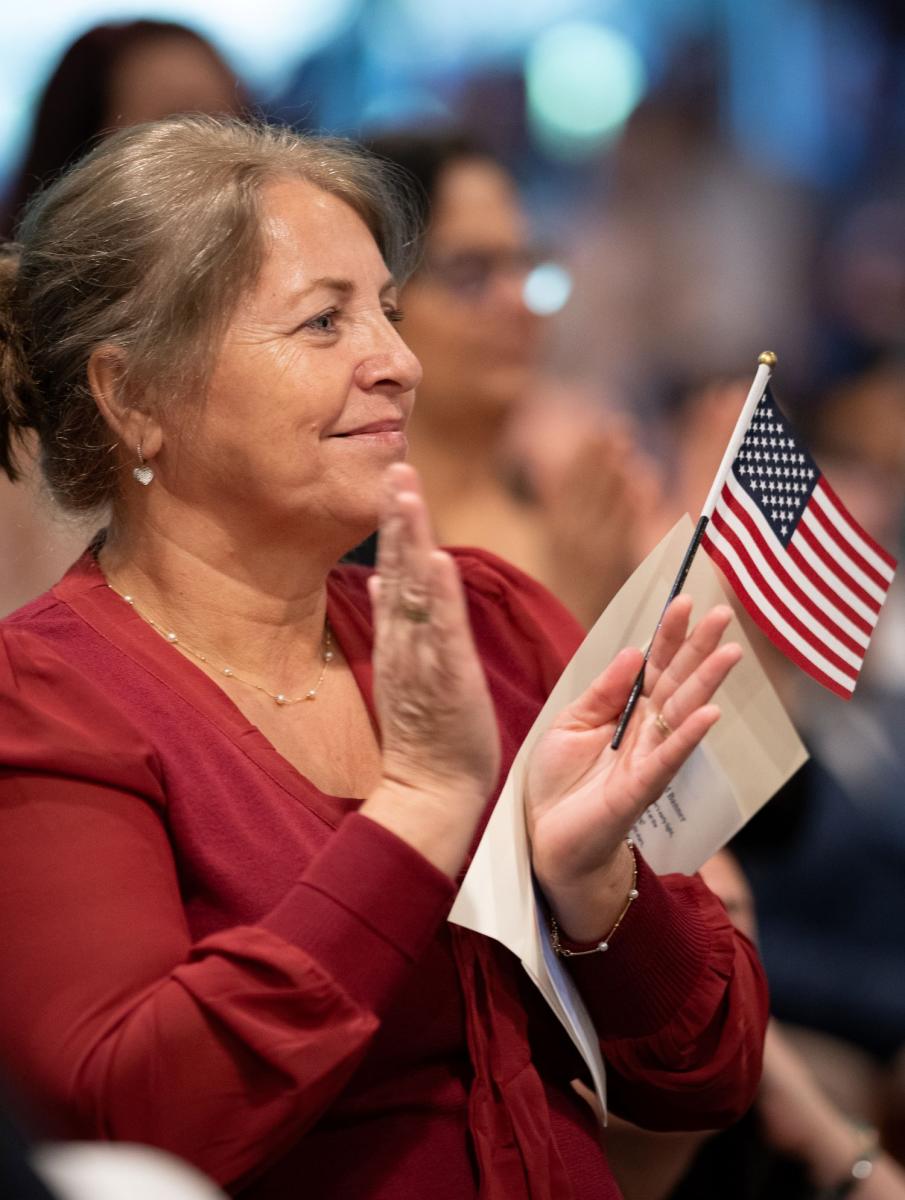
[{"left": 287, "top": 275, "right": 398, "bottom": 305}]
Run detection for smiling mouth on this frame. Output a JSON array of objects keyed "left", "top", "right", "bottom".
[{"left": 330, "top": 420, "right": 405, "bottom": 437}]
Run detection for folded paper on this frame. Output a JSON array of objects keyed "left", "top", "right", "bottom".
[{"left": 449, "top": 515, "right": 808, "bottom": 1113}]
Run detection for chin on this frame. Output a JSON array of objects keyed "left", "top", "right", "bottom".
[
  {"left": 479, "top": 373, "right": 533, "bottom": 417},
  {"left": 334, "top": 501, "right": 381, "bottom": 550}
]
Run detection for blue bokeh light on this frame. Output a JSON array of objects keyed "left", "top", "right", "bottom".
[
  {"left": 525, "top": 20, "right": 647, "bottom": 159},
  {"left": 523, "top": 261, "right": 573, "bottom": 315}
]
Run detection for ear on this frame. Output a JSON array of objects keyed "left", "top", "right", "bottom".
[{"left": 87, "top": 344, "right": 163, "bottom": 461}]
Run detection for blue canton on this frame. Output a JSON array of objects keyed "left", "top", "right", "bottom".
[{"left": 731, "top": 387, "right": 820, "bottom": 547}]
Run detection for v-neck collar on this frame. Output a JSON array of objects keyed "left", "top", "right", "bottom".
[{"left": 52, "top": 550, "right": 378, "bottom": 830}]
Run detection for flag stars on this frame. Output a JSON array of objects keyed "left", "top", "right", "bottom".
[{"left": 739, "top": 395, "right": 822, "bottom": 534}]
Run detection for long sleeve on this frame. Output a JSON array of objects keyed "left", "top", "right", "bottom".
[
  {"left": 565, "top": 855, "right": 769, "bottom": 1129},
  {"left": 0, "top": 629, "right": 454, "bottom": 1188}
]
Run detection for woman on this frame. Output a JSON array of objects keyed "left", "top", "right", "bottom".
[
  {"left": 0, "top": 117, "right": 766, "bottom": 1199},
  {"left": 364, "top": 131, "right": 651, "bottom": 626}
]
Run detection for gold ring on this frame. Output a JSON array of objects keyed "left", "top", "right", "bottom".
[
  {"left": 401, "top": 604, "right": 431, "bottom": 624},
  {"left": 654, "top": 711, "right": 672, "bottom": 738}
]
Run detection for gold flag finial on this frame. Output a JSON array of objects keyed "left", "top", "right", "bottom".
[{"left": 758, "top": 351, "right": 778, "bottom": 367}]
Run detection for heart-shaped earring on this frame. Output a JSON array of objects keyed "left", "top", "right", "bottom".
[{"left": 132, "top": 443, "right": 154, "bottom": 486}]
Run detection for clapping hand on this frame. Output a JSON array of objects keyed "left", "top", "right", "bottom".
[
  {"left": 363, "top": 463, "right": 501, "bottom": 877},
  {"left": 526, "top": 598, "right": 742, "bottom": 940}
]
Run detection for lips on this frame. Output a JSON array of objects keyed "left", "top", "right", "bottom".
[{"left": 330, "top": 419, "right": 404, "bottom": 437}]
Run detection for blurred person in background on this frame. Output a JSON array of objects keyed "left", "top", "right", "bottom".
[
  {"left": 549, "top": 52, "right": 817, "bottom": 410},
  {"left": 0, "top": 18, "right": 250, "bottom": 237},
  {"left": 0, "top": 19, "right": 251, "bottom": 618},
  {"left": 366, "top": 130, "right": 656, "bottom": 627}
]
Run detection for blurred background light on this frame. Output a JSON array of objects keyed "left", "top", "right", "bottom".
[
  {"left": 523, "top": 261, "right": 573, "bottom": 315},
  {"left": 525, "top": 20, "right": 647, "bottom": 159}
]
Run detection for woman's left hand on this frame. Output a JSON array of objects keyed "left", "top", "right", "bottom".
[{"left": 525, "top": 597, "right": 741, "bottom": 941}]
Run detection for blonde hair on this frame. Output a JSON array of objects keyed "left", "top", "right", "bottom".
[{"left": 0, "top": 115, "right": 420, "bottom": 510}]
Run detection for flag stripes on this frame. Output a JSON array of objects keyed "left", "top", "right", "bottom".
[
  {"left": 787, "top": 533, "right": 878, "bottom": 630},
  {"left": 702, "top": 527, "right": 857, "bottom": 697},
  {"left": 813, "top": 478, "right": 897, "bottom": 578},
  {"left": 706, "top": 505, "right": 859, "bottom": 678},
  {"left": 715, "top": 482, "right": 870, "bottom": 650},
  {"left": 795, "top": 515, "right": 883, "bottom": 614},
  {"left": 806, "top": 485, "right": 893, "bottom": 597},
  {"left": 702, "top": 465, "right": 895, "bottom": 697}
]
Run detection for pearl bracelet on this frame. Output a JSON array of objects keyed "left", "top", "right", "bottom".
[{"left": 549, "top": 839, "right": 639, "bottom": 956}]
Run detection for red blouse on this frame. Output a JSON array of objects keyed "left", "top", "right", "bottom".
[{"left": 0, "top": 547, "right": 768, "bottom": 1199}]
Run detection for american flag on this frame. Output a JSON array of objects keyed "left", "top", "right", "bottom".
[{"left": 700, "top": 387, "right": 897, "bottom": 697}]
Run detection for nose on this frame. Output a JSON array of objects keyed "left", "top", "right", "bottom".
[{"left": 355, "top": 320, "right": 422, "bottom": 395}]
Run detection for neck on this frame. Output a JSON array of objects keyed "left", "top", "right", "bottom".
[{"left": 99, "top": 497, "right": 357, "bottom": 690}]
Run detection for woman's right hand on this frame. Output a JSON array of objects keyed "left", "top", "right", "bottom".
[{"left": 360, "top": 463, "right": 501, "bottom": 877}]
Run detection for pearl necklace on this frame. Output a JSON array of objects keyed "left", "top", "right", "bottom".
[{"left": 107, "top": 585, "right": 333, "bottom": 706}]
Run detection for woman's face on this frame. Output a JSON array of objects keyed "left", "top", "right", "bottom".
[
  {"left": 158, "top": 178, "right": 421, "bottom": 544},
  {"left": 105, "top": 35, "right": 242, "bottom": 127},
  {"left": 399, "top": 158, "right": 544, "bottom": 428}
]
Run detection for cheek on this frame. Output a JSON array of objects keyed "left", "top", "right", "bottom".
[{"left": 402, "top": 307, "right": 472, "bottom": 376}]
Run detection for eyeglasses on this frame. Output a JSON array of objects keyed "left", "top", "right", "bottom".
[{"left": 421, "top": 246, "right": 549, "bottom": 300}]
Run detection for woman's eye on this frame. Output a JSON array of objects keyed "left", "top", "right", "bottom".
[
  {"left": 304, "top": 310, "right": 338, "bottom": 333},
  {"left": 384, "top": 307, "right": 404, "bottom": 324}
]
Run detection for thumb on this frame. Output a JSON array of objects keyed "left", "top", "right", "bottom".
[{"left": 552, "top": 646, "right": 643, "bottom": 731}]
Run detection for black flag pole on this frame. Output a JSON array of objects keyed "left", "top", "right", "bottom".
[{"left": 609, "top": 351, "right": 778, "bottom": 750}]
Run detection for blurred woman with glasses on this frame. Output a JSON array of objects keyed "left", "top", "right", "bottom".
[{"left": 366, "top": 131, "right": 657, "bottom": 626}]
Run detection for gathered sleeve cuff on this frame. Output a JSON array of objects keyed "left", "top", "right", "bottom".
[
  {"left": 565, "top": 855, "right": 719, "bottom": 1037},
  {"left": 564, "top": 855, "right": 769, "bottom": 1129}
]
